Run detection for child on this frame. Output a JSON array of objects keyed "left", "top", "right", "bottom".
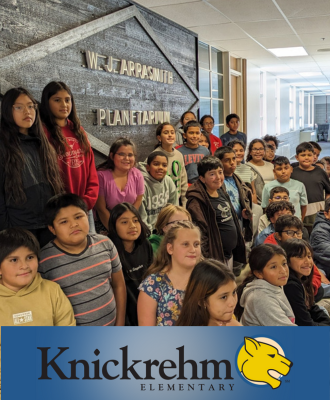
[
  {"left": 94, "top": 137, "right": 144, "bottom": 233},
  {"left": 0, "top": 87, "right": 63, "bottom": 247},
  {"left": 321, "top": 156, "right": 330, "bottom": 178},
  {"left": 40, "top": 81, "right": 99, "bottom": 232},
  {"left": 221, "top": 113, "right": 247, "bottom": 146},
  {"left": 259, "top": 187, "right": 290, "bottom": 233},
  {"left": 291, "top": 142, "right": 330, "bottom": 232},
  {"left": 214, "top": 146, "right": 253, "bottom": 242},
  {"left": 199, "top": 114, "right": 223, "bottom": 154},
  {"left": 176, "top": 259, "right": 241, "bottom": 326},
  {"left": 152, "top": 123, "right": 188, "bottom": 207},
  {"left": 137, "top": 221, "right": 201, "bottom": 326},
  {"left": 176, "top": 110, "right": 197, "bottom": 146},
  {"left": 264, "top": 143, "right": 275, "bottom": 163},
  {"left": 0, "top": 228, "right": 75, "bottom": 326},
  {"left": 315, "top": 159, "right": 326, "bottom": 171},
  {"left": 138, "top": 152, "right": 178, "bottom": 232},
  {"left": 235, "top": 244, "right": 295, "bottom": 326},
  {"left": 262, "top": 134, "right": 280, "bottom": 160},
  {"left": 310, "top": 141, "right": 322, "bottom": 163},
  {"left": 199, "top": 131, "right": 211, "bottom": 150},
  {"left": 39, "top": 193, "right": 126, "bottom": 326},
  {"left": 246, "top": 139, "right": 274, "bottom": 184},
  {"left": 148, "top": 204, "right": 191, "bottom": 253},
  {"left": 186, "top": 156, "right": 246, "bottom": 269},
  {"left": 261, "top": 156, "right": 308, "bottom": 221},
  {"left": 176, "top": 121, "right": 210, "bottom": 184},
  {"left": 108, "top": 203, "right": 153, "bottom": 326},
  {"left": 282, "top": 239, "right": 330, "bottom": 326},
  {"left": 254, "top": 201, "right": 295, "bottom": 246}
]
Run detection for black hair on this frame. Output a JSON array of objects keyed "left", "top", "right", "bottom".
[
  {"left": 147, "top": 151, "right": 168, "bottom": 165},
  {"left": 269, "top": 186, "right": 290, "bottom": 199},
  {"left": 296, "top": 142, "right": 314, "bottom": 155},
  {"left": 197, "top": 156, "right": 223, "bottom": 177},
  {"left": 325, "top": 197, "right": 330, "bottom": 213},
  {"left": 321, "top": 156, "right": 330, "bottom": 164},
  {"left": 281, "top": 239, "right": 314, "bottom": 308},
  {"left": 265, "top": 143, "right": 275, "bottom": 151},
  {"left": 309, "top": 141, "right": 322, "bottom": 152},
  {"left": 199, "top": 115, "right": 214, "bottom": 126},
  {"left": 265, "top": 200, "right": 295, "bottom": 221},
  {"left": 180, "top": 111, "right": 196, "bottom": 125},
  {"left": 316, "top": 159, "right": 326, "bottom": 169},
  {"left": 226, "top": 113, "right": 240, "bottom": 125},
  {"left": 214, "top": 146, "right": 235, "bottom": 161},
  {"left": 0, "top": 228, "right": 40, "bottom": 265},
  {"left": 45, "top": 193, "right": 88, "bottom": 227},
  {"left": 235, "top": 244, "right": 287, "bottom": 321},
  {"left": 200, "top": 131, "right": 211, "bottom": 148},
  {"left": 246, "top": 139, "right": 266, "bottom": 162},
  {"left": 227, "top": 138, "right": 246, "bottom": 151},
  {"left": 97, "top": 137, "right": 136, "bottom": 171},
  {"left": 154, "top": 122, "right": 175, "bottom": 149},
  {"left": 108, "top": 202, "right": 150, "bottom": 274},
  {"left": 275, "top": 215, "right": 304, "bottom": 233},
  {"left": 262, "top": 134, "right": 279, "bottom": 149},
  {"left": 183, "top": 120, "right": 201, "bottom": 134},
  {"left": 273, "top": 156, "right": 290, "bottom": 167}
]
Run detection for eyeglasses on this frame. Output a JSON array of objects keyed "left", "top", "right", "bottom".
[
  {"left": 251, "top": 148, "right": 265, "bottom": 152},
  {"left": 204, "top": 122, "right": 214, "bottom": 126},
  {"left": 281, "top": 230, "right": 303, "bottom": 238},
  {"left": 116, "top": 152, "right": 135, "bottom": 159},
  {"left": 273, "top": 196, "right": 289, "bottom": 201},
  {"left": 12, "top": 104, "right": 37, "bottom": 113}
]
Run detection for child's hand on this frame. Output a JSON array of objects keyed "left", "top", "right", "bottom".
[
  {"left": 242, "top": 209, "right": 252, "bottom": 220},
  {"left": 320, "top": 270, "right": 330, "bottom": 285}
]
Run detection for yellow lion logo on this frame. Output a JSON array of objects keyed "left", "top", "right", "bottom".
[{"left": 237, "top": 337, "right": 293, "bottom": 389}]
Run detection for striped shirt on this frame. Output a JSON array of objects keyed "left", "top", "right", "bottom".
[{"left": 39, "top": 234, "right": 122, "bottom": 326}]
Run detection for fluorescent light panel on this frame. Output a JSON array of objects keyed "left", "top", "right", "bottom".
[
  {"left": 300, "top": 72, "right": 323, "bottom": 77},
  {"left": 268, "top": 47, "right": 308, "bottom": 57}
]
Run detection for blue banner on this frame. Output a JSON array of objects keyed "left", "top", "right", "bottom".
[{"left": 2, "top": 327, "right": 330, "bottom": 399}]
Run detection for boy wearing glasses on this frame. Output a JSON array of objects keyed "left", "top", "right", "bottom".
[{"left": 261, "top": 156, "right": 308, "bottom": 221}]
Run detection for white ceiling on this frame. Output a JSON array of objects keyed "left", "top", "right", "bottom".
[{"left": 135, "top": 0, "right": 330, "bottom": 95}]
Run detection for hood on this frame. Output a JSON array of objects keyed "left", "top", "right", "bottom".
[
  {"left": 313, "top": 210, "right": 330, "bottom": 228},
  {"left": 186, "top": 179, "right": 213, "bottom": 205},
  {"left": 0, "top": 272, "right": 43, "bottom": 297},
  {"left": 240, "top": 279, "right": 285, "bottom": 308}
]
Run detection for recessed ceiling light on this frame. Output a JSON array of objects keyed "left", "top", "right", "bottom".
[
  {"left": 300, "top": 72, "right": 323, "bottom": 77},
  {"left": 312, "top": 82, "right": 330, "bottom": 86},
  {"left": 268, "top": 47, "right": 308, "bottom": 57}
]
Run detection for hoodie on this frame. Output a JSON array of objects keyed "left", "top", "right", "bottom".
[
  {"left": 310, "top": 211, "right": 330, "bottom": 278},
  {"left": 138, "top": 162, "right": 178, "bottom": 232},
  {"left": 240, "top": 279, "right": 296, "bottom": 326},
  {"left": 0, "top": 273, "right": 76, "bottom": 328}
]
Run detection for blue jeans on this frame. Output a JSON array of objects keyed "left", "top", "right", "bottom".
[{"left": 88, "top": 209, "right": 96, "bottom": 234}]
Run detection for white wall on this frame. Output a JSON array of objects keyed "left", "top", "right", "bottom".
[
  {"left": 280, "top": 79, "right": 290, "bottom": 134},
  {"left": 246, "top": 61, "right": 261, "bottom": 140},
  {"left": 265, "top": 72, "right": 276, "bottom": 135}
]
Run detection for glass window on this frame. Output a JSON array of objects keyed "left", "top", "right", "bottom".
[
  {"left": 211, "top": 47, "right": 223, "bottom": 74},
  {"left": 200, "top": 98, "right": 211, "bottom": 117},
  {"left": 198, "top": 42, "right": 209, "bottom": 69},
  {"left": 211, "top": 73, "right": 223, "bottom": 99},
  {"left": 212, "top": 100, "right": 224, "bottom": 126},
  {"left": 199, "top": 69, "right": 211, "bottom": 97}
]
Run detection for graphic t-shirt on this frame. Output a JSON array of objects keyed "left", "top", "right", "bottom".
[
  {"left": 224, "top": 176, "right": 242, "bottom": 219},
  {"left": 176, "top": 145, "right": 210, "bottom": 183}
]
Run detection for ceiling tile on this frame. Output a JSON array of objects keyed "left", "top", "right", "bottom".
[
  {"left": 236, "top": 19, "right": 294, "bottom": 38},
  {"left": 299, "top": 33, "right": 330, "bottom": 46},
  {"left": 256, "top": 35, "right": 301, "bottom": 48},
  {"left": 275, "top": 0, "right": 330, "bottom": 18},
  {"left": 208, "top": 38, "right": 265, "bottom": 51},
  {"left": 191, "top": 23, "right": 247, "bottom": 41},
  {"left": 231, "top": 48, "right": 276, "bottom": 59},
  {"left": 135, "top": 0, "right": 200, "bottom": 7},
  {"left": 289, "top": 16, "right": 330, "bottom": 34}
]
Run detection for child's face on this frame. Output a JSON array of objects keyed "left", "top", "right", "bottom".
[
  {"left": 295, "top": 150, "right": 314, "bottom": 169},
  {"left": 269, "top": 208, "right": 292, "bottom": 224},
  {"left": 200, "top": 167, "right": 224, "bottom": 192},
  {"left": 265, "top": 147, "right": 275, "bottom": 161},
  {"left": 49, "top": 90, "right": 72, "bottom": 122},
  {"left": 253, "top": 254, "right": 288, "bottom": 287},
  {"left": 226, "top": 118, "right": 239, "bottom": 133},
  {"left": 12, "top": 94, "right": 36, "bottom": 135},
  {"left": 157, "top": 125, "right": 175, "bottom": 147},
  {"left": 206, "top": 280, "right": 237, "bottom": 325},
  {"left": 146, "top": 156, "right": 168, "bottom": 181},
  {"left": 202, "top": 117, "right": 214, "bottom": 134},
  {"left": 325, "top": 161, "right": 330, "bottom": 176},
  {"left": 232, "top": 144, "right": 245, "bottom": 164},
  {"left": 112, "top": 145, "right": 135, "bottom": 172},
  {"left": 313, "top": 148, "right": 321, "bottom": 163},
  {"left": 221, "top": 151, "right": 236, "bottom": 176},
  {"left": 183, "top": 127, "right": 201, "bottom": 148},
  {"left": 316, "top": 162, "right": 325, "bottom": 171},
  {"left": 162, "top": 211, "right": 190, "bottom": 234},
  {"left": 0, "top": 246, "right": 38, "bottom": 292},
  {"left": 116, "top": 210, "right": 141, "bottom": 243},
  {"left": 167, "top": 228, "right": 201, "bottom": 270},
  {"left": 182, "top": 112, "right": 195, "bottom": 126},
  {"left": 276, "top": 226, "right": 303, "bottom": 242},
  {"left": 250, "top": 142, "right": 265, "bottom": 162},
  {"left": 199, "top": 134, "right": 209, "bottom": 149},
  {"left": 269, "top": 191, "right": 290, "bottom": 203},
  {"left": 273, "top": 163, "right": 293, "bottom": 183},
  {"left": 289, "top": 248, "right": 313, "bottom": 278},
  {"left": 49, "top": 206, "right": 89, "bottom": 247}
]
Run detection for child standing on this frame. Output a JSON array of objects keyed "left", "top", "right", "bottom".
[
  {"left": 40, "top": 81, "right": 99, "bottom": 231},
  {"left": 176, "top": 110, "right": 197, "bottom": 146},
  {"left": 138, "top": 152, "right": 178, "bottom": 232},
  {"left": 39, "top": 193, "right": 126, "bottom": 326},
  {"left": 137, "top": 221, "right": 201, "bottom": 326},
  {"left": 259, "top": 187, "right": 290, "bottom": 233},
  {"left": 151, "top": 123, "right": 188, "bottom": 207},
  {"left": 291, "top": 142, "right": 330, "bottom": 232},
  {"left": 221, "top": 114, "right": 247, "bottom": 146},
  {"left": 176, "top": 259, "right": 241, "bottom": 326},
  {"left": 0, "top": 228, "right": 75, "bottom": 327},
  {"left": 0, "top": 87, "right": 63, "bottom": 247},
  {"left": 199, "top": 115, "right": 223, "bottom": 154},
  {"left": 235, "top": 244, "right": 295, "bottom": 326},
  {"left": 176, "top": 121, "right": 210, "bottom": 184},
  {"left": 108, "top": 203, "right": 153, "bottom": 326}
]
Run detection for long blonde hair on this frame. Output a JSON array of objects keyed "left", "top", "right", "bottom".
[
  {"left": 146, "top": 221, "right": 201, "bottom": 276},
  {"left": 154, "top": 204, "right": 192, "bottom": 235}
]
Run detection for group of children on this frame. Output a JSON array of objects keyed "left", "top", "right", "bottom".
[{"left": 1, "top": 81, "right": 330, "bottom": 329}]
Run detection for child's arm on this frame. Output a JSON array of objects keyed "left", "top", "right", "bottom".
[
  {"left": 260, "top": 184, "right": 270, "bottom": 208},
  {"left": 112, "top": 270, "right": 126, "bottom": 326},
  {"left": 168, "top": 178, "right": 179, "bottom": 206},
  {"left": 180, "top": 164, "right": 188, "bottom": 208},
  {"left": 137, "top": 291, "right": 157, "bottom": 326},
  {"left": 133, "top": 169, "right": 145, "bottom": 211},
  {"left": 133, "top": 194, "right": 143, "bottom": 210},
  {"left": 54, "top": 285, "right": 76, "bottom": 326},
  {"left": 251, "top": 181, "right": 258, "bottom": 204},
  {"left": 83, "top": 145, "right": 99, "bottom": 210},
  {"left": 301, "top": 205, "right": 307, "bottom": 221}
]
